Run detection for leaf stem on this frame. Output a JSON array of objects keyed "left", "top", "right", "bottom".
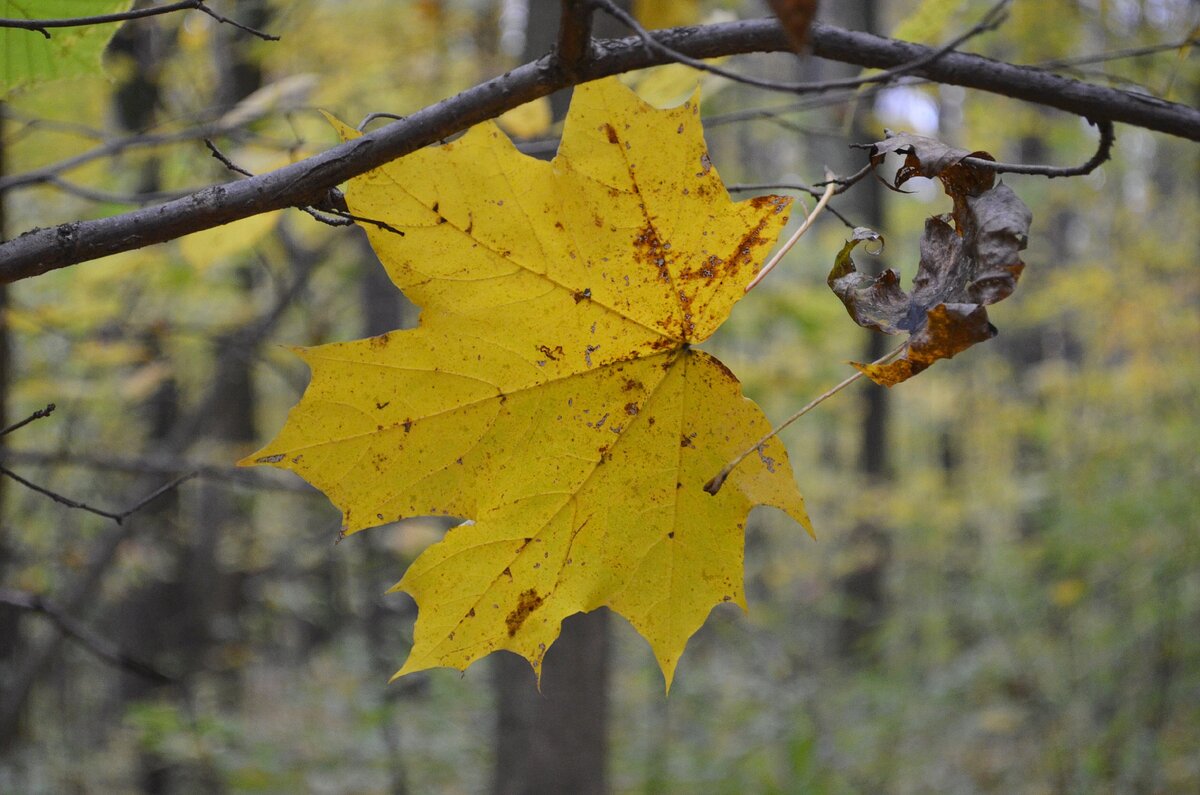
[
  {"left": 704, "top": 341, "right": 908, "bottom": 495},
  {"left": 744, "top": 176, "right": 837, "bottom": 292}
]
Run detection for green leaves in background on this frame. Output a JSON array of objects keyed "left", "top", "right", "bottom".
[{"left": 1, "top": 1, "right": 133, "bottom": 97}]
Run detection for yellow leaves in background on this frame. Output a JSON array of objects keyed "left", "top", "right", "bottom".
[
  {"left": 496, "top": 95, "right": 552, "bottom": 138},
  {"left": 891, "top": 0, "right": 962, "bottom": 43},
  {"left": 180, "top": 212, "right": 281, "bottom": 271},
  {"left": 621, "top": 59, "right": 732, "bottom": 109},
  {"left": 246, "top": 78, "right": 810, "bottom": 688},
  {"left": 633, "top": 0, "right": 700, "bottom": 30}
]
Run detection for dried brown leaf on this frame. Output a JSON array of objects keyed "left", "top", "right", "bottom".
[
  {"left": 767, "top": 0, "right": 820, "bottom": 51},
  {"left": 829, "top": 134, "right": 1032, "bottom": 386}
]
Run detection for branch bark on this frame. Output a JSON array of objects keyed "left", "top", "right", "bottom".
[{"left": 1, "top": 18, "right": 1196, "bottom": 283}]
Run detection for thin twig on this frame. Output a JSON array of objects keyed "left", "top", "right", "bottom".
[
  {"left": 207, "top": 139, "right": 405, "bottom": 236},
  {"left": 963, "top": 118, "right": 1115, "bottom": 177},
  {"left": 1036, "top": 37, "right": 1200, "bottom": 72},
  {"left": 0, "top": 123, "right": 223, "bottom": 194},
  {"left": 704, "top": 343, "right": 908, "bottom": 495},
  {"left": 357, "top": 112, "right": 405, "bottom": 133},
  {"left": 116, "top": 472, "right": 197, "bottom": 520},
  {"left": 745, "top": 177, "right": 837, "bottom": 292},
  {"left": 0, "top": 464, "right": 196, "bottom": 524},
  {"left": 204, "top": 138, "right": 253, "bottom": 177},
  {"left": 0, "top": 449, "right": 313, "bottom": 493},
  {"left": 591, "top": 0, "right": 1010, "bottom": 96},
  {"left": 0, "top": 0, "right": 278, "bottom": 41},
  {"left": 0, "top": 403, "right": 55, "bottom": 437},
  {"left": 42, "top": 177, "right": 192, "bottom": 206},
  {"left": 299, "top": 205, "right": 406, "bottom": 236},
  {"left": 729, "top": 184, "right": 855, "bottom": 227},
  {"left": 0, "top": 588, "right": 175, "bottom": 683}
]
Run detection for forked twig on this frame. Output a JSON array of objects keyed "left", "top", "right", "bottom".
[
  {"left": 704, "top": 342, "right": 908, "bottom": 495},
  {"left": 0, "top": 466, "right": 197, "bottom": 524},
  {"left": 205, "top": 139, "right": 405, "bottom": 236}
]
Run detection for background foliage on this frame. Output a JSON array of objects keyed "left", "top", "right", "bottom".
[{"left": 0, "top": 0, "right": 1197, "bottom": 793}]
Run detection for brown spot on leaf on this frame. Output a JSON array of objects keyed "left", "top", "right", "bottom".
[
  {"left": 505, "top": 588, "right": 544, "bottom": 637},
  {"left": 624, "top": 402, "right": 639, "bottom": 416},
  {"left": 537, "top": 344, "right": 565, "bottom": 361},
  {"left": 722, "top": 214, "right": 773, "bottom": 279},
  {"left": 256, "top": 454, "right": 284, "bottom": 464},
  {"left": 749, "top": 194, "right": 790, "bottom": 215},
  {"left": 370, "top": 333, "right": 390, "bottom": 349},
  {"left": 573, "top": 288, "right": 592, "bottom": 303},
  {"left": 603, "top": 123, "right": 619, "bottom": 144},
  {"left": 375, "top": 401, "right": 390, "bottom": 410}
]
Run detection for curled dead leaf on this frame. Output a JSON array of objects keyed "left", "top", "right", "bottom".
[{"left": 830, "top": 133, "right": 1033, "bottom": 386}]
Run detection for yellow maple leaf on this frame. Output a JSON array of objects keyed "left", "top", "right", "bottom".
[{"left": 243, "top": 78, "right": 810, "bottom": 688}]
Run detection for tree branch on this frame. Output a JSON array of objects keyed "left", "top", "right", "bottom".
[
  {"left": 591, "top": 0, "right": 1012, "bottom": 95},
  {"left": 0, "top": 464, "right": 196, "bottom": 523},
  {"left": 0, "top": 0, "right": 278, "bottom": 41},
  {"left": 964, "top": 118, "right": 1115, "bottom": 177},
  {"left": 0, "top": 588, "right": 175, "bottom": 683},
  {"left": 1, "top": 19, "right": 1197, "bottom": 282},
  {"left": 0, "top": 402, "right": 55, "bottom": 437}
]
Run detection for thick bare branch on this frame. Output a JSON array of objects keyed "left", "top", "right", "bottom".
[{"left": 1, "top": 19, "right": 1197, "bottom": 282}]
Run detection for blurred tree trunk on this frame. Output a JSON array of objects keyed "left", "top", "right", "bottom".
[
  {"left": 105, "top": 7, "right": 271, "bottom": 791},
  {"left": 491, "top": 612, "right": 610, "bottom": 795},
  {"left": 811, "top": 0, "right": 893, "bottom": 663},
  {"left": 360, "top": 238, "right": 416, "bottom": 795},
  {"left": 0, "top": 103, "right": 16, "bottom": 753}
]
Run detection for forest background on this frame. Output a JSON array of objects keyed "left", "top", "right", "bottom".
[{"left": 0, "top": 0, "right": 1197, "bottom": 793}]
